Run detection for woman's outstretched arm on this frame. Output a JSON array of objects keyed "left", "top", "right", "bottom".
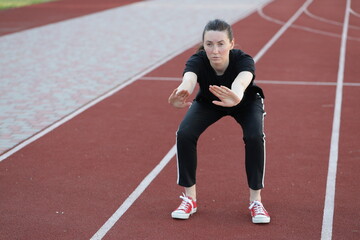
[{"left": 168, "top": 72, "right": 197, "bottom": 108}]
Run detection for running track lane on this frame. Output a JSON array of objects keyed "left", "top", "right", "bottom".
[
  {"left": 332, "top": 0, "right": 360, "bottom": 239},
  {"left": 1, "top": 0, "right": 359, "bottom": 239},
  {"left": 0, "top": 0, "right": 143, "bottom": 36}
]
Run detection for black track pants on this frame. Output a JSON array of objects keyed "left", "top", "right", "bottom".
[{"left": 176, "top": 95, "right": 266, "bottom": 190}]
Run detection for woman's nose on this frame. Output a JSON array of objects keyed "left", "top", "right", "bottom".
[{"left": 213, "top": 46, "right": 219, "bottom": 53}]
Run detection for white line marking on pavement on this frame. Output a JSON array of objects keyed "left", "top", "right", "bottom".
[
  {"left": 304, "top": 8, "right": 360, "bottom": 30},
  {"left": 139, "top": 76, "right": 360, "bottom": 86},
  {"left": 90, "top": 0, "right": 313, "bottom": 238},
  {"left": 258, "top": 4, "right": 360, "bottom": 42},
  {"left": 350, "top": 8, "right": 360, "bottom": 18},
  {"left": 90, "top": 145, "right": 176, "bottom": 240},
  {"left": 253, "top": 0, "right": 313, "bottom": 63},
  {"left": 321, "top": 0, "right": 350, "bottom": 239}
]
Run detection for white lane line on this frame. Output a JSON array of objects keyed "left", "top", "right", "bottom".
[
  {"left": 304, "top": 8, "right": 360, "bottom": 30},
  {"left": 321, "top": 0, "right": 350, "bottom": 239},
  {"left": 258, "top": 4, "right": 360, "bottom": 42},
  {"left": 258, "top": 6, "right": 343, "bottom": 39},
  {"left": 141, "top": 76, "right": 182, "bottom": 81},
  {"left": 90, "top": 145, "right": 176, "bottom": 240},
  {"left": 139, "top": 77, "right": 360, "bottom": 86},
  {"left": 89, "top": 1, "right": 313, "bottom": 239},
  {"left": 350, "top": 8, "right": 360, "bottom": 18},
  {"left": 253, "top": 0, "right": 313, "bottom": 63}
]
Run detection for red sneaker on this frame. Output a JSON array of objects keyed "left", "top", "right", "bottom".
[
  {"left": 171, "top": 193, "right": 197, "bottom": 219},
  {"left": 249, "top": 201, "right": 270, "bottom": 223}
]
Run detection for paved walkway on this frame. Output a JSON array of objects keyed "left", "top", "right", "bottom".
[{"left": 0, "top": 0, "right": 272, "bottom": 157}]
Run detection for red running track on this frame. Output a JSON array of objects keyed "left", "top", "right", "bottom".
[
  {"left": 0, "top": 0, "right": 359, "bottom": 239},
  {"left": 0, "top": 0, "right": 143, "bottom": 36}
]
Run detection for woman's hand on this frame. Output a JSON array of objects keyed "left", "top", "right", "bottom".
[
  {"left": 168, "top": 88, "right": 192, "bottom": 108},
  {"left": 209, "top": 85, "right": 243, "bottom": 107}
]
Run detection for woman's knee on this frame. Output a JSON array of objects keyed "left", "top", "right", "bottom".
[
  {"left": 243, "top": 132, "right": 265, "bottom": 145},
  {"left": 176, "top": 128, "right": 198, "bottom": 143}
]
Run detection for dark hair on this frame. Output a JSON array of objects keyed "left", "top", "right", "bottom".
[{"left": 197, "top": 19, "right": 234, "bottom": 52}]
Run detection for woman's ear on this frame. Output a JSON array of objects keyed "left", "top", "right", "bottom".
[{"left": 230, "top": 39, "right": 235, "bottom": 49}]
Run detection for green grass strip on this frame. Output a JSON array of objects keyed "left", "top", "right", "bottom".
[{"left": 0, "top": 0, "right": 56, "bottom": 10}]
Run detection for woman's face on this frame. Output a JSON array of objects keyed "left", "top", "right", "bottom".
[{"left": 203, "top": 30, "right": 234, "bottom": 68}]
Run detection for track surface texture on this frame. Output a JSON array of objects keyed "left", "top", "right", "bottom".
[{"left": 0, "top": 0, "right": 359, "bottom": 239}]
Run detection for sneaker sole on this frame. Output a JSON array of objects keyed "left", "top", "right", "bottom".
[
  {"left": 252, "top": 217, "right": 270, "bottom": 224},
  {"left": 171, "top": 208, "right": 197, "bottom": 220}
]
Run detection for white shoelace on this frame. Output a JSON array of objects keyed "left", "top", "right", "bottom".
[
  {"left": 249, "top": 201, "right": 266, "bottom": 215},
  {"left": 177, "top": 194, "right": 193, "bottom": 211}
]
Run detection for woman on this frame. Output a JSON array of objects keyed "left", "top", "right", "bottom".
[{"left": 168, "top": 19, "right": 270, "bottom": 224}]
